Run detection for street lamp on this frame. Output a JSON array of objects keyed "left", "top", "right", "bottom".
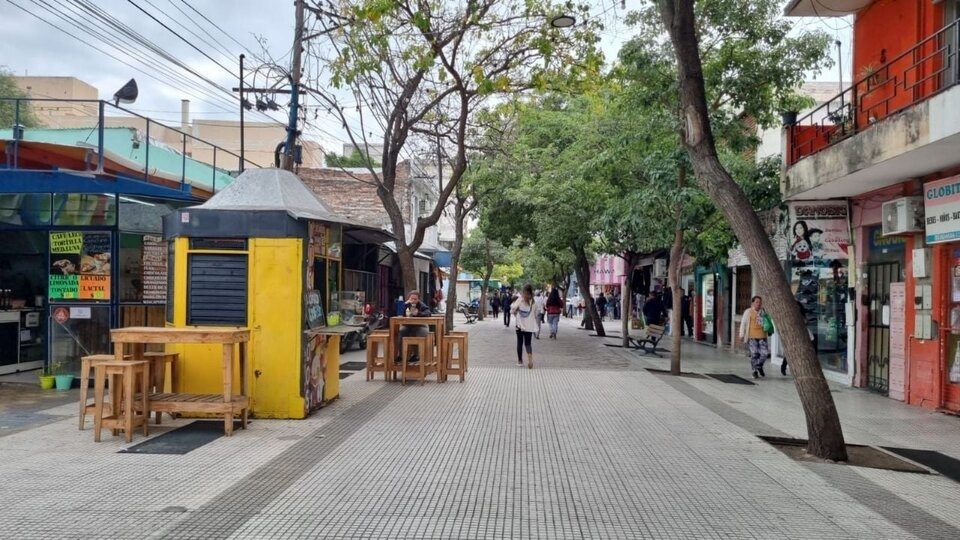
[{"left": 549, "top": 14, "right": 576, "bottom": 28}]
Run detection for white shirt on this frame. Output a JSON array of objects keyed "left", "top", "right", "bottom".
[{"left": 511, "top": 297, "right": 542, "bottom": 333}]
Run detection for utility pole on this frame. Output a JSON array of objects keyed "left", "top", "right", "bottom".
[
  {"left": 239, "top": 53, "right": 246, "bottom": 172},
  {"left": 282, "top": 0, "right": 305, "bottom": 171}
]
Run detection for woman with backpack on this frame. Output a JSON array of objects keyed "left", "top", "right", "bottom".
[
  {"left": 511, "top": 284, "right": 543, "bottom": 369},
  {"left": 739, "top": 295, "right": 772, "bottom": 379},
  {"left": 545, "top": 288, "right": 564, "bottom": 339}
]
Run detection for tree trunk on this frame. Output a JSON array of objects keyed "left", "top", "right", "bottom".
[
  {"left": 445, "top": 199, "right": 468, "bottom": 331},
  {"left": 658, "top": 0, "right": 847, "bottom": 461},
  {"left": 573, "top": 245, "right": 603, "bottom": 336},
  {"left": 480, "top": 238, "right": 495, "bottom": 321},
  {"left": 397, "top": 246, "right": 418, "bottom": 294},
  {"left": 669, "top": 166, "right": 686, "bottom": 376}
]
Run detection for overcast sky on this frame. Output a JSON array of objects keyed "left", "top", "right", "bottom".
[{"left": 0, "top": 0, "right": 850, "bottom": 151}]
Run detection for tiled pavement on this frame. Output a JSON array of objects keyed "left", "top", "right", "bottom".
[{"left": 1, "top": 315, "right": 959, "bottom": 539}]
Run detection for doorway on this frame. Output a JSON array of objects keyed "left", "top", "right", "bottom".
[{"left": 867, "top": 261, "right": 901, "bottom": 394}]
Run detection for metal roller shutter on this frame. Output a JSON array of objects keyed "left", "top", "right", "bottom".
[{"left": 187, "top": 253, "right": 248, "bottom": 325}]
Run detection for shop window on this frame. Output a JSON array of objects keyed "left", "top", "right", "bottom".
[
  {"left": 0, "top": 194, "right": 51, "bottom": 226},
  {"left": 0, "top": 231, "right": 48, "bottom": 306},
  {"left": 50, "top": 305, "right": 112, "bottom": 376},
  {"left": 735, "top": 269, "right": 753, "bottom": 314},
  {"left": 187, "top": 253, "right": 247, "bottom": 325},
  {"left": 52, "top": 193, "right": 116, "bottom": 226}
]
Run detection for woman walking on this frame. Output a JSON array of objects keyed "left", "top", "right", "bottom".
[
  {"left": 545, "top": 289, "right": 564, "bottom": 339},
  {"left": 739, "top": 295, "right": 771, "bottom": 379},
  {"left": 511, "top": 284, "right": 542, "bottom": 369}
]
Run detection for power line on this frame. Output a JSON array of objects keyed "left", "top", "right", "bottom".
[
  {"left": 163, "top": 0, "right": 237, "bottom": 60},
  {"left": 5, "top": 0, "right": 241, "bottom": 115},
  {"left": 125, "top": 0, "right": 237, "bottom": 78},
  {"left": 179, "top": 0, "right": 262, "bottom": 60}
]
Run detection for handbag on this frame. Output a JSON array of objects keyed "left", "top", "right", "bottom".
[{"left": 760, "top": 310, "right": 775, "bottom": 335}]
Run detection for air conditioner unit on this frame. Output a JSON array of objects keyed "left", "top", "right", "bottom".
[
  {"left": 652, "top": 259, "right": 667, "bottom": 278},
  {"left": 881, "top": 197, "right": 924, "bottom": 236}
]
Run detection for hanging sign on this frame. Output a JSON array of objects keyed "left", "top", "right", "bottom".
[
  {"left": 788, "top": 201, "right": 850, "bottom": 266},
  {"left": 924, "top": 176, "right": 960, "bottom": 244},
  {"left": 49, "top": 231, "right": 111, "bottom": 301}
]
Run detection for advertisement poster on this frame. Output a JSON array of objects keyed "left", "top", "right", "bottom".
[
  {"left": 924, "top": 175, "right": 960, "bottom": 244},
  {"left": 49, "top": 231, "right": 111, "bottom": 301},
  {"left": 789, "top": 201, "right": 850, "bottom": 265},
  {"left": 141, "top": 235, "right": 167, "bottom": 304}
]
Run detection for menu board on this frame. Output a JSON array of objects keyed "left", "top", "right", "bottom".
[
  {"left": 141, "top": 235, "right": 167, "bottom": 304},
  {"left": 49, "top": 231, "right": 111, "bottom": 300}
]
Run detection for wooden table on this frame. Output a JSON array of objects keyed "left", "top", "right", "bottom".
[
  {"left": 110, "top": 326, "right": 251, "bottom": 436},
  {"left": 388, "top": 316, "right": 445, "bottom": 379}
]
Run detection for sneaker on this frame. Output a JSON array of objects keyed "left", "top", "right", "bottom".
[
  {"left": 517, "top": 360, "right": 524, "bottom": 366},
  {"left": 752, "top": 370, "right": 759, "bottom": 379},
  {"left": 758, "top": 366, "right": 765, "bottom": 377}
]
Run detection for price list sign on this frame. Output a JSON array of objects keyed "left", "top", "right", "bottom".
[
  {"left": 49, "top": 231, "right": 112, "bottom": 300},
  {"left": 141, "top": 235, "right": 167, "bottom": 304}
]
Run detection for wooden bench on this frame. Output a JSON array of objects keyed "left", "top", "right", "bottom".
[
  {"left": 630, "top": 324, "right": 667, "bottom": 357},
  {"left": 135, "top": 393, "right": 249, "bottom": 428}
]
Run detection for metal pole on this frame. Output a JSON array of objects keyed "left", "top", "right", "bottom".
[
  {"left": 145, "top": 121, "right": 151, "bottom": 181},
  {"left": 182, "top": 136, "right": 187, "bottom": 188},
  {"left": 213, "top": 147, "right": 217, "bottom": 193},
  {"left": 239, "top": 53, "right": 245, "bottom": 173},
  {"left": 282, "top": 0, "right": 305, "bottom": 171},
  {"left": 97, "top": 101, "right": 105, "bottom": 172},
  {"left": 13, "top": 99, "right": 20, "bottom": 168}
]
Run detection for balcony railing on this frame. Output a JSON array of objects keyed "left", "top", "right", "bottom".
[
  {"left": 788, "top": 20, "right": 960, "bottom": 166},
  {"left": 0, "top": 98, "right": 260, "bottom": 194}
]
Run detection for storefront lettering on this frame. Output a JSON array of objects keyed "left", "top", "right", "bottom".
[
  {"left": 926, "top": 180, "right": 960, "bottom": 200},
  {"left": 50, "top": 232, "right": 83, "bottom": 253}
]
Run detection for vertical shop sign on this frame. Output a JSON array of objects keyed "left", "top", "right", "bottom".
[
  {"left": 49, "top": 231, "right": 111, "bottom": 301},
  {"left": 141, "top": 235, "right": 167, "bottom": 304},
  {"left": 888, "top": 283, "right": 906, "bottom": 401}
]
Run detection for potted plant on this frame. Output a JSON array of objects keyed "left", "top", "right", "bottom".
[
  {"left": 38, "top": 367, "right": 55, "bottom": 390},
  {"left": 52, "top": 361, "right": 74, "bottom": 391},
  {"left": 778, "top": 93, "right": 815, "bottom": 127}
]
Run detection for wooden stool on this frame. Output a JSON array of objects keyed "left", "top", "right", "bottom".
[
  {"left": 79, "top": 354, "right": 129, "bottom": 430},
  {"left": 92, "top": 360, "right": 150, "bottom": 443},
  {"left": 399, "top": 335, "right": 436, "bottom": 386},
  {"left": 366, "top": 333, "right": 389, "bottom": 381},
  {"left": 443, "top": 333, "right": 467, "bottom": 383},
  {"left": 448, "top": 331, "right": 469, "bottom": 373},
  {"left": 141, "top": 352, "right": 179, "bottom": 424}
]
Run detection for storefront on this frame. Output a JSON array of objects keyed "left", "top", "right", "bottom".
[
  {"left": 922, "top": 176, "right": 960, "bottom": 412},
  {"left": 787, "top": 201, "right": 851, "bottom": 378},
  {"left": 0, "top": 193, "right": 188, "bottom": 376},
  {"left": 694, "top": 265, "right": 727, "bottom": 346}
]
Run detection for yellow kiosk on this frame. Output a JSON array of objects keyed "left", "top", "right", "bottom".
[{"left": 162, "top": 168, "right": 391, "bottom": 418}]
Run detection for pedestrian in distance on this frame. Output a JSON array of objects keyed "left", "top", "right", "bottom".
[
  {"left": 501, "top": 288, "right": 513, "bottom": 328},
  {"left": 545, "top": 288, "right": 564, "bottom": 339},
  {"left": 680, "top": 289, "right": 694, "bottom": 336},
  {"left": 534, "top": 290, "right": 546, "bottom": 339},
  {"left": 596, "top": 292, "right": 607, "bottom": 322},
  {"left": 511, "top": 284, "right": 542, "bottom": 369},
  {"left": 642, "top": 291, "right": 667, "bottom": 327},
  {"left": 491, "top": 294, "right": 501, "bottom": 319},
  {"left": 740, "top": 295, "right": 772, "bottom": 379}
]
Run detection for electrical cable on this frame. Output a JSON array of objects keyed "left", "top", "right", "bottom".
[{"left": 125, "top": 0, "right": 236, "bottom": 78}]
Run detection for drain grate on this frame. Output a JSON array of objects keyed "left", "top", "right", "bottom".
[
  {"left": 882, "top": 447, "right": 960, "bottom": 483},
  {"left": 339, "top": 362, "right": 367, "bottom": 371},
  {"left": 706, "top": 373, "right": 755, "bottom": 385},
  {"left": 119, "top": 421, "right": 243, "bottom": 455},
  {"left": 644, "top": 368, "right": 708, "bottom": 379}
]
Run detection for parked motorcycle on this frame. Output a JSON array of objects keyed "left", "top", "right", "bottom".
[{"left": 340, "top": 310, "right": 386, "bottom": 353}]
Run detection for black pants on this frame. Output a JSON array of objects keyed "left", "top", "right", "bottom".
[
  {"left": 396, "top": 325, "right": 428, "bottom": 359},
  {"left": 503, "top": 308, "right": 511, "bottom": 326},
  {"left": 516, "top": 330, "right": 532, "bottom": 362},
  {"left": 680, "top": 314, "right": 693, "bottom": 336}
]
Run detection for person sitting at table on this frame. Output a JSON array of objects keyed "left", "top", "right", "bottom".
[{"left": 397, "top": 290, "right": 432, "bottom": 365}]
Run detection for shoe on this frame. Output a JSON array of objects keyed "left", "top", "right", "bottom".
[
  {"left": 408, "top": 354, "right": 419, "bottom": 365},
  {"left": 518, "top": 360, "right": 524, "bottom": 366},
  {"left": 527, "top": 361, "right": 533, "bottom": 369},
  {"left": 781, "top": 363, "right": 787, "bottom": 376},
  {"left": 752, "top": 370, "right": 759, "bottom": 379},
  {"left": 758, "top": 366, "right": 765, "bottom": 377}
]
